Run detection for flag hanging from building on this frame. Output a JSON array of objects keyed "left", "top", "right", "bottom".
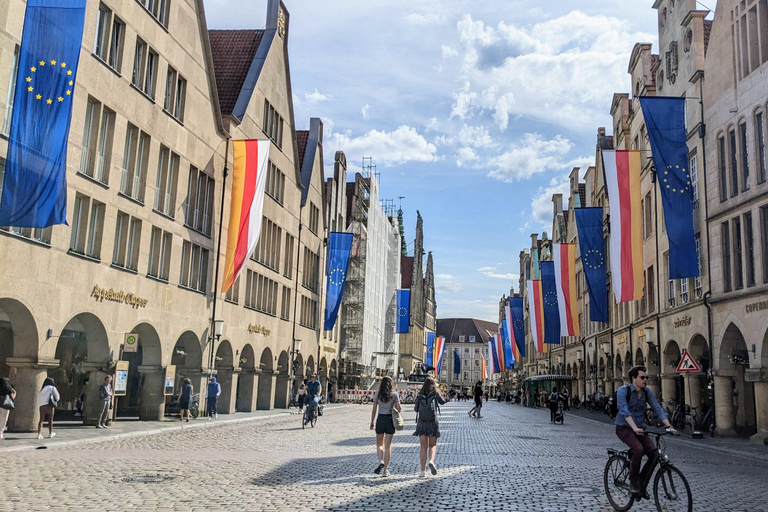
[
  {"left": 495, "top": 333, "right": 506, "bottom": 372},
  {"left": 434, "top": 336, "right": 446, "bottom": 374},
  {"left": 508, "top": 297, "right": 526, "bottom": 358},
  {"left": 222, "top": 140, "right": 271, "bottom": 292},
  {"left": 639, "top": 96, "right": 699, "bottom": 279},
  {"left": 511, "top": 335, "right": 520, "bottom": 365},
  {"left": 574, "top": 207, "right": 608, "bottom": 322},
  {"left": 425, "top": 332, "right": 435, "bottom": 367},
  {"left": 553, "top": 243, "right": 580, "bottom": 337},
  {"left": 396, "top": 289, "right": 410, "bottom": 333},
  {"left": 500, "top": 318, "right": 515, "bottom": 368},
  {"left": 453, "top": 349, "right": 460, "bottom": 376},
  {"left": 0, "top": 0, "right": 87, "bottom": 228},
  {"left": 603, "top": 150, "right": 644, "bottom": 302},
  {"left": 489, "top": 339, "right": 500, "bottom": 374},
  {"left": 323, "top": 232, "right": 354, "bottom": 331},
  {"left": 526, "top": 280, "right": 545, "bottom": 353},
  {"left": 482, "top": 357, "right": 487, "bottom": 380},
  {"left": 540, "top": 262, "right": 561, "bottom": 345}
]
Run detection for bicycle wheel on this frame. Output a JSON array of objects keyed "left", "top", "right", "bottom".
[
  {"left": 573, "top": 399, "right": 581, "bottom": 410},
  {"left": 311, "top": 410, "right": 317, "bottom": 428},
  {"left": 653, "top": 465, "right": 692, "bottom": 512},
  {"left": 604, "top": 456, "right": 635, "bottom": 512},
  {"left": 302, "top": 410, "right": 308, "bottom": 429}
]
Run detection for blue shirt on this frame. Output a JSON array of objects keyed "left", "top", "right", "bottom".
[
  {"left": 306, "top": 380, "right": 321, "bottom": 397},
  {"left": 614, "top": 384, "right": 667, "bottom": 428}
]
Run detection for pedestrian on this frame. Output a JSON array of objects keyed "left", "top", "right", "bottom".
[
  {"left": 0, "top": 377, "right": 16, "bottom": 440},
  {"left": 297, "top": 383, "right": 306, "bottom": 411},
  {"left": 96, "top": 375, "right": 112, "bottom": 428},
  {"left": 732, "top": 380, "right": 739, "bottom": 424},
  {"left": 548, "top": 386, "right": 560, "bottom": 422},
  {"left": 468, "top": 380, "right": 483, "bottom": 418},
  {"left": 370, "top": 376, "right": 401, "bottom": 477},
  {"left": 179, "top": 378, "right": 193, "bottom": 422},
  {"left": 207, "top": 377, "right": 221, "bottom": 419},
  {"left": 414, "top": 377, "right": 445, "bottom": 477},
  {"left": 539, "top": 387, "right": 547, "bottom": 407},
  {"left": 561, "top": 387, "right": 570, "bottom": 411},
  {"left": 525, "top": 388, "right": 530, "bottom": 407},
  {"left": 37, "top": 377, "right": 60, "bottom": 439}
]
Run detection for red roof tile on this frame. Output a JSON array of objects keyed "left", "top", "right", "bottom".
[{"left": 208, "top": 30, "right": 265, "bottom": 116}]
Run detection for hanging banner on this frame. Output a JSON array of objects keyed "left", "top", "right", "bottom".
[
  {"left": 396, "top": 289, "right": 410, "bottom": 333},
  {"left": 323, "top": 232, "right": 354, "bottom": 331},
  {"left": 540, "top": 261, "right": 561, "bottom": 345},
  {"left": 574, "top": 207, "right": 608, "bottom": 322}
]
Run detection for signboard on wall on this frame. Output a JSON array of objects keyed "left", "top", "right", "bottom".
[
  {"left": 114, "top": 361, "right": 130, "bottom": 396},
  {"left": 164, "top": 365, "right": 176, "bottom": 396},
  {"left": 123, "top": 333, "right": 139, "bottom": 353}
]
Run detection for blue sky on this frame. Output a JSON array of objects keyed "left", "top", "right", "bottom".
[{"left": 204, "top": 0, "right": 661, "bottom": 321}]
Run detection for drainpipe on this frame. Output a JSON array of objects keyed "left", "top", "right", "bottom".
[{"left": 704, "top": 291, "right": 715, "bottom": 430}]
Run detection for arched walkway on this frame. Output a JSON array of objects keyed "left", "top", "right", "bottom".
[
  {"left": 236, "top": 344, "right": 257, "bottom": 412},
  {"left": 662, "top": 340, "right": 682, "bottom": 406},
  {"left": 715, "top": 324, "right": 756, "bottom": 437},
  {"left": 274, "top": 351, "right": 290, "bottom": 409},
  {"left": 686, "top": 334, "right": 710, "bottom": 414},
  {"left": 169, "top": 331, "right": 204, "bottom": 418},
  {"left": 320, "top": 357, "right": 329, "bottom": 400},
  {"left": 120, "top": 322, "right": 163, "bottom": 421},
  {"left": 257, "top": 348, "right": 274, "bottom": 410},
  {"left": 214, "top": 340, "right": 236, "bottom": 414}
]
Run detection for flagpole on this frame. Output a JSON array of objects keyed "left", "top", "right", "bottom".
[{"left": 209, "top": 137, "right": 230, "bottom": 373}]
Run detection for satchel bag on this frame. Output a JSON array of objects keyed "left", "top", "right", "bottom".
[
  {"left": 391, "top": 406, "right": 404, "bottom": 431},
  {"left": 48, "top": 394, "right": 58, "bottom": 408},
  {"left": 1, "top": 394, "right": 14, "bottom": 411}
]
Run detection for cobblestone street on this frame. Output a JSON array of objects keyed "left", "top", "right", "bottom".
[{"left": 1, "top": 401, "right": 767, "bottom": 511}]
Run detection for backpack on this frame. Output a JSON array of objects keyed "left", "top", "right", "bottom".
[
  {"left": 416, "top": 393, "right": 440, "bottom": 422},
  {"left": 549, "top": 391, "right": 559, "bottom": 404},
  {"left": 611, "top": 384, "right": 647, "bottom": 419}
]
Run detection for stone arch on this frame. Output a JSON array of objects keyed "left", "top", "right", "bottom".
[
  {"left": 235, "top": 343, "right": 257, "bottom": 413},
  {"left": 762, "top": 328, "right": 768, "bottom": 370},
  {"left": 274, "top": 350, "right": 290, "bottom": 408},
  {"left": 214, "top": 340, "right": 235, "bottom": 414},
  {"left": 295, "top": 353, "right": 305, "bottom": 381},
  {"left": 171, "top": 331, "right": 202, "bottom": 378},
  {"left": 240, "top": 344, "right": 255, "bottom": 370},
  {"left": 615, "top": 353, "right": 623, "bottom": 376},
  {"left": 306, "top": 355, "right": 315, "bottom": 376},
  {"left": 120, "top": 322, "right": 164, "bottom": 420},
  {"left": 663, "top": 340, "right": 681, "bottom": 370},
  {"left": 635, "top": 347, "right": 645, "bottom": 366},
  {"left": 257, "top": 347, "right": 274, "bottom": 410},
  {"left": 0, "top": 297, "right": 40, "bottom": 365},
  {"left": 319, "top": 357, "right": 329, "bottom": 400},
  {"left": 718, "top": 323, "right": 756, "bottom": 433}
]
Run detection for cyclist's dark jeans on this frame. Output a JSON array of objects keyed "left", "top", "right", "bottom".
[{"left": 616, "top": 425, "right": 659, "bottom": 488}]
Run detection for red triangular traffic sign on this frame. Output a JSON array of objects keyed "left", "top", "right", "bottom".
[{"left": 676, "top": 349, "right": 702, "bottom": 373}]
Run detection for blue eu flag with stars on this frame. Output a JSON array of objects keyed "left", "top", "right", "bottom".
[
  {"left": 540, "top": 261, "right": 561, "bottom": 345},
  {"left": 324, "top": 232, "right": 354, "bottom": 331},
  {"left": 396, "top": 289, "right": 410, "bottom": 334},
  {"left": 508, "top": 297, "right": 526, "bottom": 358},
  {"left": 0, "top": 0, "right": 87, "bottom": 228},
  {"left": 574, "top": 208, "right": 608, "bottom": 323},
  {"left": 639, "top": 96, "right": 699, "bottom": 279}
]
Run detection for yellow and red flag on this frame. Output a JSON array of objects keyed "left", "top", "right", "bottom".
[{"left": 222, "top": 140, "right": 270, "bottom": 292}]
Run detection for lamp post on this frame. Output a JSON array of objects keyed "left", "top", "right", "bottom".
[
  {"left": 208, "top": 320, "right": 224, "bottom": 372},
  {"left": 290, "top": 339, "right": 302, "bottom": 402},
  {"left": 576, "top": 348, "right": 584, "bottom": 399},
  {"left": 645, "top": 326, "right": 660, "bottom": 400}
]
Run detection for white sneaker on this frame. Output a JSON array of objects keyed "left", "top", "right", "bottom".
[
  {"left": 382, "top": 469, "right": 390, "bottom": 477},
  {"left": 428, "top": 462, "right": 437, "bottom": 475},
  {"left": 37, "top": 434, "right": 43, "bottom": 439},
  {"left": 214, "top": 413, "right": 218, "bottom": 419},
  {"left": 49, "top": 432, "right": 56, "bottom": 438},
  {"left": 419, "top": 470, "right": 426, "bottom": 478}
]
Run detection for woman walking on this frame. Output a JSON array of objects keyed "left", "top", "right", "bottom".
[
  {"left": 0, "top": 377, "right": 16, "bottom": 440},
  {"left": 179, "top": 378, "right": 193, "bottom": 422},
  {"left": 414, "top": 377, "right": 445, "bottom": 477},
  {"left": 468, "top": 380, "right": 483, "bottom": 418},
  {"left": 370, "top": 376, "right": 401, "bottom": 477},
  {"left": 297, "top": 383, "right": 306, "bottom": 411},
  {"left": 37, "top": 377, "right": 60, "bottom": 439}
]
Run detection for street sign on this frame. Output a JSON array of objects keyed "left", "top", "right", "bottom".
[
  {"left": 114, "top": 361, "right": 130, "bottom": 396},
  {"left": 123, "top": 333, "right": 139, "bottom": 353},
  {"left": 676, "top": 349, "right": 702, "bottom": 373}
]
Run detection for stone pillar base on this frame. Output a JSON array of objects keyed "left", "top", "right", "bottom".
[
  {"left": 236, "top": 370, "right": 259, "bottom": 412},
  {"left": 714, "top": 375, "right": 736, "bottom": 437},
  {"left": 6, "top": 358, "right": 58, "bottom": 432},
  {"left": 138, "top": 366, "right": 165, "bottom": 421}
]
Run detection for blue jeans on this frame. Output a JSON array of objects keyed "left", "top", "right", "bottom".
[{"left": 207, "top": 397, "right": 218, "bottom": 417}]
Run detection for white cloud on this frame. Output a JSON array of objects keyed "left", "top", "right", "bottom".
[
  {"left": 361, "top": 104, "right": 370, "bottom": 119},
  {"left": 486, "top": 133, "right": 573, "bottom": 182},
  {"left": 530, "top": 176, "right": 570, "bottom": 227},
  {"left": 478, "top": 266, "right": 518, "bottom": 281},
  {"left": 442, "top": 45, "right": 459, "bottom": 59},
  {"left": 305, "top": 89, "right": 331, "bottom": 103},
  {"left": 425, "top": 117, "right": 440, "bottom": 131},
  {"left": 332, "top": 125, "right": 438, "bottom": 167},
  {"left": 435, "top": 273, "right": 464, "bottom": 294},
  {"left": 456, "top": 146, "right": 477, "bottom": 167},
  {"left": 457, "top": 124, "right": 495, "bottom": 148}
]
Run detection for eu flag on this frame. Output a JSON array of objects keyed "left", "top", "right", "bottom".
[
  {"left": 540, "top": 262, "right": 561, "bottom": 345},
  {"left": 396, "top": 289, "right": 410, "bottom": 334},
  {"left": 574, "top": 208, "right": 608, "bottom": 322},
  {"left": 509, "top": 297, "right": 526, "bottom": 358},
  {"left": 0, "top": 0, "right": 87, "bottom": 228},
  {"left": 639, "top": 96, "right": 699, "bottom": 279},
  {"left": 323, "top": 232, "right": 354, "bottom": 331},
  {"left": 425, "top": 332, "right": 435, "bottom": 367},
  {"left": 500, "top": 322, "right": 514, "bottom": 369},
  {"left": 453, "top": 349, "right": 460, "bottom": 376}
]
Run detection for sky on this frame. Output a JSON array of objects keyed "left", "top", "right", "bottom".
[{"left": 203, "top": 0, "right": 662, "bottom": 322}]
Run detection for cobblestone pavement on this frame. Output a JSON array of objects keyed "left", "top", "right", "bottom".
[{"left": 1, "top": 401, "right": 767, "bottom": 511}]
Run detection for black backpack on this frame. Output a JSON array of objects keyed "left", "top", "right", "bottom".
[
  {"left": 549, "top": 391, "right": 559, "bottom": 404},
  {"left": 611, "top": 384, "right": 647, "bottom": 419},
  {"left": 416, "top": 393, "right": 440, "bottom": 422}
]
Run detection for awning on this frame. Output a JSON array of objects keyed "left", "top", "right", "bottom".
[{"left": 523, "top": 374, "right": 574, "bottom": 382}]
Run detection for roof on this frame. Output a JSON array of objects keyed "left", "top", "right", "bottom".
[
  {"left": 703, "top": 20, "right": 713, "bottom": 55},
  {"left": 296, "top": 130, "right": 310, "bottom": 169},
  {"left": 436, "top": 318, "right": 499, "bottom": 344},
  {"left": 298, "top": 119, "right": 323, "bottom": 206},
  {"left": 578, "top": 183, "right": 586, "bottom": 208},
  {"left": 208, "top": 30, "right": 264, "bottom": 116},
  {"left": 401, "top": 256, "right": 414, "bottom": 289},
  {"left": 563, "top": 210, "right": 569, "bottom": 225}
]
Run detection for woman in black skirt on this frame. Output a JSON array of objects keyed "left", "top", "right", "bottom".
[
  {"left": 414, "top": 377, "right": 445, "bottom": 477},
  {"left": 370, "top": 376, "right": 401, "bottom": 477}
]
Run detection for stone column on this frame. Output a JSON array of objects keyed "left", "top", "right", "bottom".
[
  {"left": 82, "top": 362, "right": 115, "bottom": 426},
  {"left": 274, "top": 373, "right": 290, "bottom": 409},
  {"left": 714, "top": 374, "right": 737, "bottom": 437},
  {"left": 217, "top": 368, "right": 239, "bottom": 414},
  {"left": 138, "top": 365, "right": 165, "bottom": 421},
  {"left": 686, "top": 374, "right": 703, "bottom": 413},
  {"left": 751, "top": 381, "right": 768, "bottom": 443},
  {"left": 257, "top": 372, "right": 276, "bottom": 410},
  {"left": 236, "top": 369, "right": 259, "bottom": 412},
  {"left": 661, "top": 375, "right": 676, "bottom": 404},
  {"left": 647, "top": 376, "right": 660, "bottom": 399},
  {"left": 5, "top": 357, "right": 57, "bottom": 432}
]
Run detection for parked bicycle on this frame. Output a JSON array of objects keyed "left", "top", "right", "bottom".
[
  {"left": 570, "top": 396, "right": 582, "bottom": 409},
  {"left": 604, "top": 427, "right": 692, "bottom": 512},
  {"left": 683, "top": 405, "right": 714, "bottom": 435}
]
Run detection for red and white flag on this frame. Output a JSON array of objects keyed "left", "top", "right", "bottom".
[
  {"left": 527, "top": 279, "right": 545, "bottom": 353},
  {"left": 553, "top": 243, "right": 579, "bottom": 337}
]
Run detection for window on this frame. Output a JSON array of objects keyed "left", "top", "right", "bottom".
[
  {"left": 689, "top": 154, "right": 699, "bottom": 205},
  {"left": 180, "top": 241, "right": 209, "bottom": 292},
  {"left": 722, "top": 222, "right": 732, "bottom": 292},
  {"left": 94, "top": 6, "right": 124, "bottom": 72},
  {"left": 308, "top": 203, "right": 320, "bottom": 235},
  {"left": 132, "top": 40, "right": 157, "bottom": 99},
  {"left": 138, "top": 0, "right": 170, "bottom": 27},
  {"left": 173, "top": 76, "right": 186, "bottom": 121},
  {"left": 163, "top": 67, "right": 176, "bottom": 112},
  {"left": 148, "top": 226, "right": 172, "bottom": 280},
  {"left": 745, "top": 212, "right": 755, "bottom": 287},
  {"left": 756, "top": 112, "right": 766, "bottom": 184},
  {"left": 733, "top": 216, "right": 744, "bottom": 290},
  {"left": 144, "top": 49, "right": 158, "bottom": 99},
  {"left": 132, "top": 39, "right": 147, "bottom": 89},
  {"left": 741, "top": 122, "right": 750, "bottom": 190},
  {"left": 69, "top": 194, "right": 105, "bottom": 258},
  {"left": 94, "top": 5, "right": 110, "bottom": 61},
  {"left": 474, "top": 360, "right": 479, "bottom": 367},
  {"left": 719, "top": 136, "right": 728, "bottom": 202},
  {"left": 280, "top": 286, "right": 291, "bottom": 320},
  {"left": 474, "top": 348, "right": 480, "bottom": 354},
  {"left": 163, "top": 66, "right": 186, "bottom": 121},
  {"left": 647, "top": 265, "right": 655, "bottom": 313},
  {"left": 469, "top": 335, "right": 475, "bottom": 342},
  {"left": 112, "top": 212, "right": 141, "bottom": 271},
  {"left": 108, "top": 17, "right": 124, "bottom": 71},
  {"left": 245, "top": 269, "right": 279, "bottom": 315},
  {"left": 184, "top": 166, "right": 214, "bottom": 235},
  {"left": 730, "top": 129, "right": 739, "bottom": 197},
  {"left": 680, "top": 277, "right": 689, "bottom": 304},
  {"left": 2, "top": 46, "right": 20, "bottom": 136},
  {"left": 463, "top": 348, "right": 469, "bottom": 355},
  {"left": 695, "top": 233, "right": 703, "bottom": 296},
  {"left": 120, "top": 127, "right": 149, "bottom": 202},
  {"left": 153, "top": 147, "right": 178, "bottom": 217},
  {"left": 299, "top": 295, "right": 318, "bottom": 328},
  {"left": 262, "top": 99, "right": 284, "bottom": 149},
  {"left": 225, "top": 276, "right": 240, "bottom": 303},
  {"left": 266, "top": 161, "right": 285, "bottom": 204},
  {"left": 459, "top": 336, "right": 465, "bottom": 342},
  {"left": 283, "top": 234, "right": 295, "bottom": 278},
  {"left": 302, "top": 246, "right": 320, "bottom": 292},
  {"left": 762, "top": 206, "right": 768, "bottom": 283},
  {"left": 80, "top": 98, "right": 114, "bottom": 184},
  {"left": 253, "top": 218, "right": 282, "bottom": 272},
  {"left": 644, "top": 192, "right": 652, "bottom": 238},
  {"left": 666, "top": 252, "right": 676, "bottom": 308}
]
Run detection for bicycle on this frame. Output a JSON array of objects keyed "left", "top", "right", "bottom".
[
  {"left": 683, "top": 406, "right": 714, "bottom": 435},
  {"left": 571, "top": 396, "right": 582, "bottom": 409},
  {"left": 302, "top": 397, "right": 320, "bottom": 429},
  {"left": 604, "top": 428, "right": 692, "bottom": 512}
]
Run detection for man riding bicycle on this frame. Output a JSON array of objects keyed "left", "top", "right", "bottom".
[
  {"left": 615, "top": 365, "right": 676, "bottom": 498},
  {"left": 305, "top": 373, "right": 322, "bottom": 416}
]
